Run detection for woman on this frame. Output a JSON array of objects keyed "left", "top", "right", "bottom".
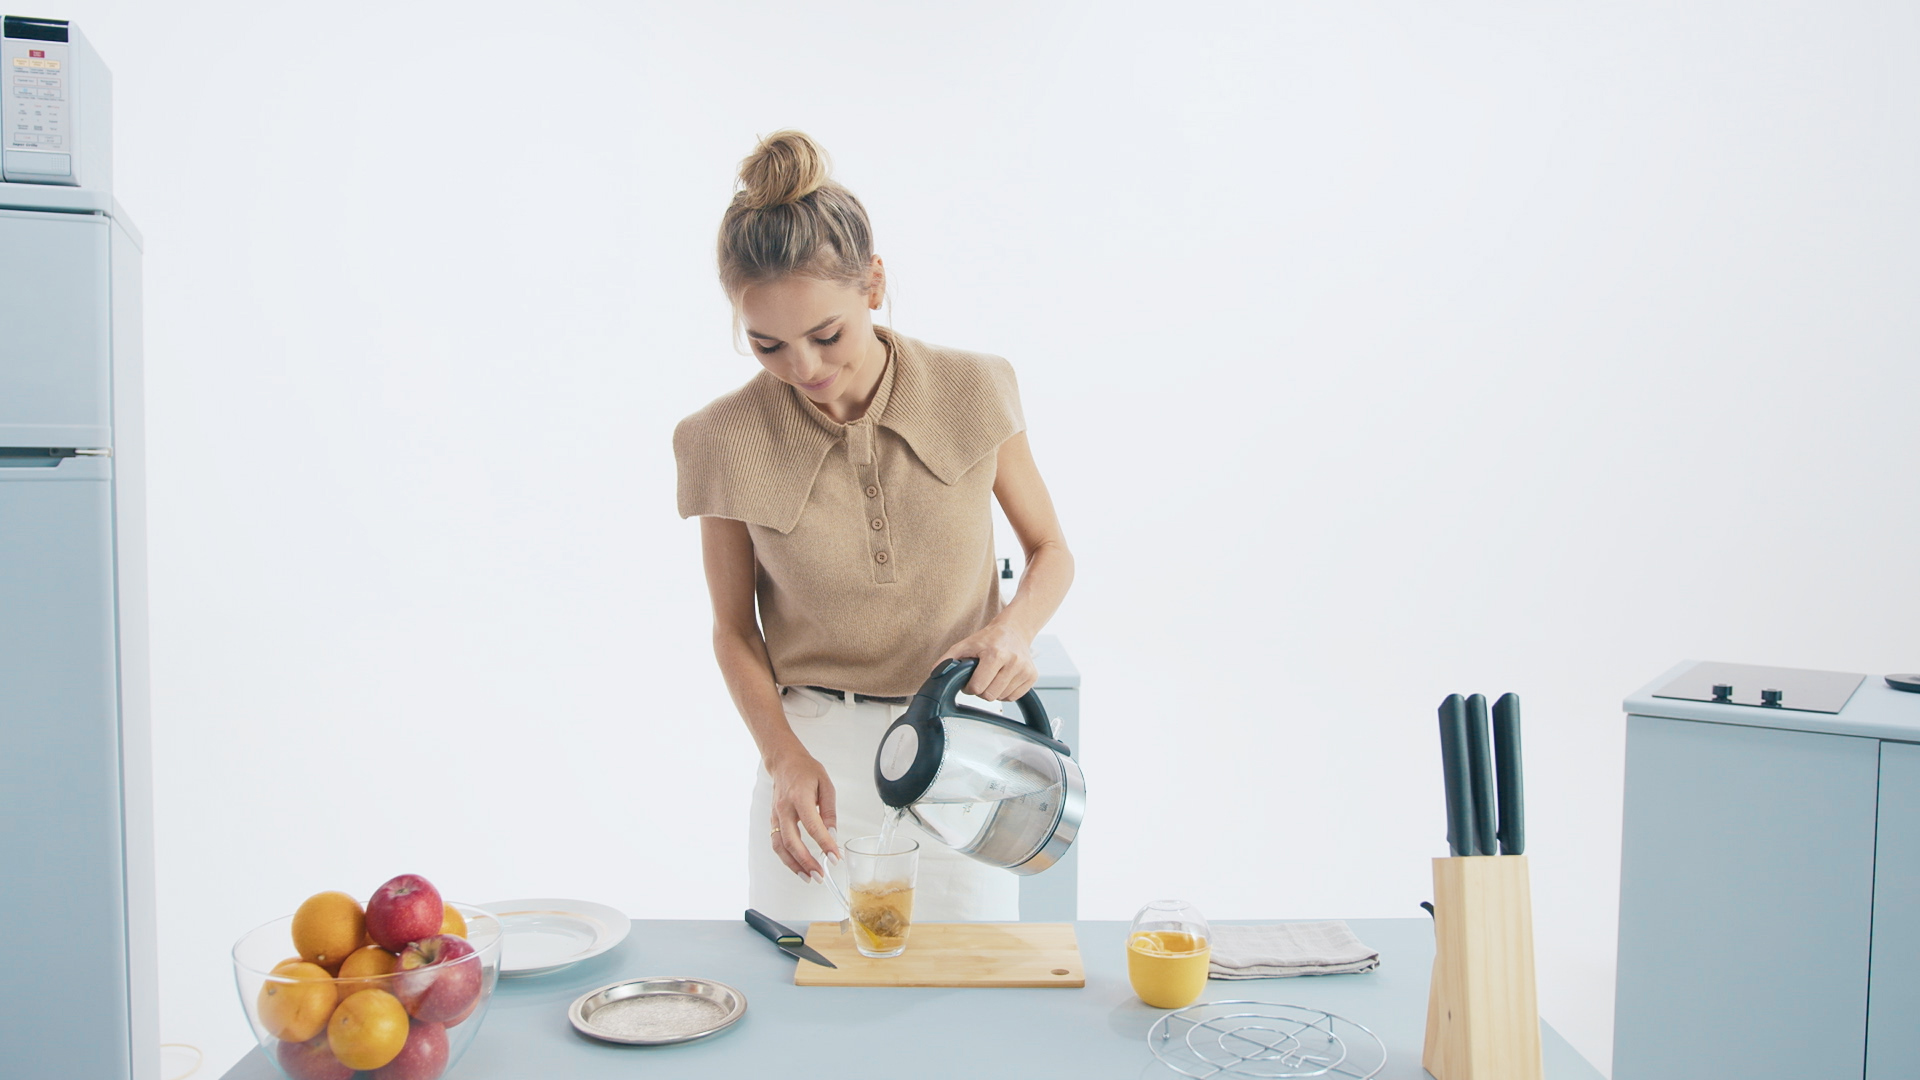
[{"left": 674, "top": 130, "right": 1073, "bottom": 922}]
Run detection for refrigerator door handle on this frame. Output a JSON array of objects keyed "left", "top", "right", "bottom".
[{"left": 0, "top": 447, "right": 110, "bottom": 468}]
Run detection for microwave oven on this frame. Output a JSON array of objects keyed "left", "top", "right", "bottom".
[{"left": 4, "top": 14, "right": 110, "bottom": 188}]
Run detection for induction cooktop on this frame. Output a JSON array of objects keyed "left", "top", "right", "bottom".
[{"left": 1652, "top": 661, "right": 1867, "bottom": 715}]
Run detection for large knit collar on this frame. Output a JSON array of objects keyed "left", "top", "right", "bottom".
[{"left": 674, "top": 325, "right": 1022, "bottom": 533}]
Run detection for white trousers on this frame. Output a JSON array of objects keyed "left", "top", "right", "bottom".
[{"left": 748, "top": 685, "right": 1020, "bottom": 924}]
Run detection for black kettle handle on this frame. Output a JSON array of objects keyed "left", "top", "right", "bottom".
[{"left": 926, "top": 658, "right": 1053, "bottom": 740}]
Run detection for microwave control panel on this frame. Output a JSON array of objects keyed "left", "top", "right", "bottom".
[{"left": 3, "top": 16, "right": 75, "bottom": 184}]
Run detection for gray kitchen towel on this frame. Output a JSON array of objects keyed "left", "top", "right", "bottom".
[{"left": 1207, "top": 921, "right": 1380, "bottom": 979}]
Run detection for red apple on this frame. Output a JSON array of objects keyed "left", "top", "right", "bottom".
[
  {"left": 366, "top": 874, "right": 443, "bottom": 952},
  {"left": 371, "top": 1020, "right": 449, "bottom": 1080},
  {"left": 445, "top": 989, "right": 482, "bottom": 1028},
  {"left": 275, "top": 1033, "right": 353, "bottom": 1080},
  {"left": 395, "top": 933, "right": 481, "bottom": 1023}
]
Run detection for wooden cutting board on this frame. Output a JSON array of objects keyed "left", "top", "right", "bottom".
[{"left": 794, "top": 922, "right": 1085, "bottom": 988}]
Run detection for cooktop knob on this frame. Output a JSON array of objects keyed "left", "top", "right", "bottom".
[
  {"left": 1761, "top": 688, "right": 1783, "bottom": 707},
  {"left": 1711, "top": 683, "right": 1733, "bottom": 703}
]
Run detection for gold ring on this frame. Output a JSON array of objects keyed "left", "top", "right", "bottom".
[{"left": 771, "top": 827, "right": 782, "bottom": 835}]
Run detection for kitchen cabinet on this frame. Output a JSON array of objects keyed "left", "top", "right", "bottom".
[
  {"left": 1616, "top": 664, "right": 1920, "bottom": 1080},
  {"left": 1868, "top": 741, "right": 1920, "bottom": 1080}
]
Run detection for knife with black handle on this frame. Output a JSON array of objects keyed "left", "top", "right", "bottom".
[
  {"left": 744, "top": 909, "right": 838, "bottom": 968},
  {"left": 1438, "top": 694, "right": 1479, "bottom": 856},
  {"left": 1463, "top": 693, "right": 1498, "bottom": 857},
  {"left": 1492, "top": 692, "right": 1526, "bottom": 855}
]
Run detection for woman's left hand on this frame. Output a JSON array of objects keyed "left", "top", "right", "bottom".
[{"left": 940, "top": 622, "right": 1038, "bottom": 701}]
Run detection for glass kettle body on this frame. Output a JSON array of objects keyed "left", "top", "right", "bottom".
[{"left": 873, "top": 658, "right": 1086, "bottom": 875}]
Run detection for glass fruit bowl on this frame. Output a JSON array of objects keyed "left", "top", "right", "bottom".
[{"left": 232, "top": 902, "right": 502, "bottom": 1080}]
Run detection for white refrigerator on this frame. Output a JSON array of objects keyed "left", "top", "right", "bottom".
[{"left": 0, "top": 15, "right": 157, "bottom": 1080}]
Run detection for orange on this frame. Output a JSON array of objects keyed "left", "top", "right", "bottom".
[
  {"left": 335, "top": 944, "right": 399, "bottom": 998},
  {"left": 257, "top": 960, "right": 337, "bottom": 1042},
  {"left": 292, "top": 891, "right": 366, "bottom": 974},
  {"left": 327, "top": 988, "right": 409, "bottom": 1070},
  {"left": 439, "top": 903, "right": 467, "bottom": 938}
]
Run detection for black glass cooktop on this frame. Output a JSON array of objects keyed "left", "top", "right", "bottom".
[{"left": 1653, "top": 661, "right": 1866, "bottom": 715}]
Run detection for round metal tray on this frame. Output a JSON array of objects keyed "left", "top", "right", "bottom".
[{"left": 568, "top": 977, "right": 748, "bottom": 1046}]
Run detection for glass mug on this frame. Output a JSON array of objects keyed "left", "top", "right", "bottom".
[
  {"left": 822, "top": 835, "right": 920, "bottom": 958},
  {"left": 1128, "top": 899, "right": 1211, "bottom": 1008}
]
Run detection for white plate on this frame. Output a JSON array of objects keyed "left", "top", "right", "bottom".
[{"left": 478, "top": 898, "right": 631, "bottom": 977}]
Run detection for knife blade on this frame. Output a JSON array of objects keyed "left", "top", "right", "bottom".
[
  {"left": 1463, "top": 693, "right": 1497, "bottom": 857},
  {"left": 744, "top": 908, "right": 837, "bottom": 968},
  {"left": 1437, "top": 694, "right": 1478, "bottom": 856},
  {"left": 1492, "top": 692, "right": 1525, "bottom": 855}
]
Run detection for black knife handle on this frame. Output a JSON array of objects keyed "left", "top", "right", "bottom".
[
  {"left": 1438, "top": 694, "right": 1478, "bottom": 856},
  {"left": 1464, "top": 693, "right": 1497, "bottom": 857},
  {"left": 1492, "top": 693, "right": 1526, "bottom": 855},
  {"left": 744, "top": 908, "right": 801, "bottom": 946}
]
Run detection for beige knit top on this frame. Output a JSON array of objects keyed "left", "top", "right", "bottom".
[{"left": 674, "top": 326, "right": 1026, "bottom": 697}]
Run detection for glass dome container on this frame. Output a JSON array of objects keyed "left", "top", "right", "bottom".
[{"left": 1127, "top": 899, "right": 1212, "bottom": 1009}]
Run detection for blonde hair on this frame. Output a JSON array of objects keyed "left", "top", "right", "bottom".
[{"left": 717, "top": 130, "right": 877, "bottom": 304}]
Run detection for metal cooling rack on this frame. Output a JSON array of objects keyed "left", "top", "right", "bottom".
[{"left": 1146, "top": 1000, "right": 1387, "bottom": 1079}]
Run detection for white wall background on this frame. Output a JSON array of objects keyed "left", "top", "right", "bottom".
[{"left": 51, "top": 1, "right": 1920, "bottom": 1076}]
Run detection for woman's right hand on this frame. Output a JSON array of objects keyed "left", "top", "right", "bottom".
[{"left": 766, "top": 749, "right": 841, "bottom": 880}]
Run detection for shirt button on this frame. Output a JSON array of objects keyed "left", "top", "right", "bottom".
[
  {"left": 870, "top": 517, "right": 885, "bottom": 531},
  {"left": 864, "top": 485, "right": 879, "bottom": 498},
  {"left": 874, "top": 551, "right": 890, "bottom": 564}
]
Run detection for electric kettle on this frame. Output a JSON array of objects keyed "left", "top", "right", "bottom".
[{"left": 873, "top": 658, "right": 1086, "bottom": 875}]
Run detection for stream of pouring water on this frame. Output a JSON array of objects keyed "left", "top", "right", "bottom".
[
  {"left": 818, "top": 807, "right": 908, "bottom": 936},
  {"left": 877, "top": 806, "right": 905, "bottom": 852}
]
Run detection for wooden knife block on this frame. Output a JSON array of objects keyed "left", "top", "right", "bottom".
[{"left": 1422, "top": 855, "right": 1543, "bottom": 1080}]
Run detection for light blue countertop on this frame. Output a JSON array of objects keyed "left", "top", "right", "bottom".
[{"left": 218, "top": 917, "right": 1601, "bottom": 1080}]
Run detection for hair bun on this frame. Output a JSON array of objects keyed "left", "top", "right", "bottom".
[{"left": 737, "top": 130, "right": 831, "bottom": 210}]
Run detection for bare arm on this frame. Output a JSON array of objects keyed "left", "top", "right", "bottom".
[
  {"left": 701, "top": 516, "right": 840, "bottom": 878},
  {"left": 940, "top": 431, "right": 1076, "bottom": 700}
]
